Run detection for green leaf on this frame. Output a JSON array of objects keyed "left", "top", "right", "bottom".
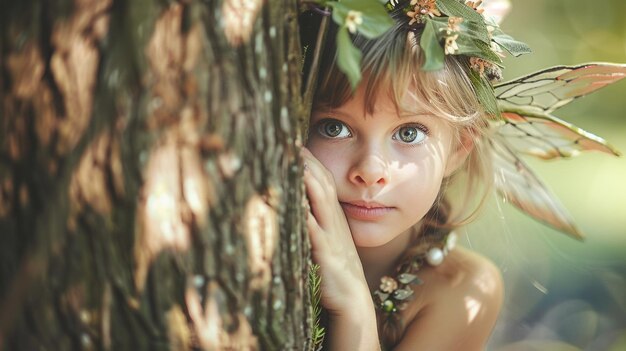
[
  {"left": 436, "top": 0, "right": 484, "bottom": 23},
  {"left": 327, "top": 0, "right": 393, "bottom": 39},
  {"left": 430, "top": 10, "right": 490, "bottom": 44},
  {"left": 428, "top": 17, "right": 494, "bottom": 62},
  {"left": 336, "top": 26, "right": 363, "bottom": 88},
  {"left": 420, "top": 19, "right": 445, "bottom": 71},
  {"left": 460, "top": 18, "right": 490, "bottom": 44},
  {"left": 469, "top": 68, "right": 500, "bottom": 119},
  {"left": 373, "top": 290, "right": 390, "bottom": 301},
  {"left": 489, "top": 25, "right": 531, "bottom": 57},
  {"left": 330, "top": 2, "right": 347, "bottom": 26},
  {"left": 392, "top": 288, "right": 414, "bottom": 300},
  {"left": 492, "top": 33, "right": 532, "bottom": 57},
  {"left": 456, "top": 37, "right": 503, "bottom": 65},
  {"left": 397, "top": 273, "right": 418, "bottom": 284}
]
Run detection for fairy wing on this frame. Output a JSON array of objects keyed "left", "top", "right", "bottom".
[
  {"left": 490, "top": 63, "right": 626, "bottom": 238},
  {"left": 495, "top": 63, "right": 626, "bottom": 115},
  {"left": 490, "top": 136, "right": 583, "bottom": 239},
  {"left": 493, "top": 111, "right": 620, "bottom": 160}
]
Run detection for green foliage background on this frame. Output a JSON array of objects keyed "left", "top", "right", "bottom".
[{"left": 465, "top": 0, "right": 626, "bottom": 349}]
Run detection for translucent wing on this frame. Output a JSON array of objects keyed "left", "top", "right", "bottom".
[
  {"left": 495, "top": 63, "right": 626, "bottom": 114},
  {"left": 489, "top": 63, "right": 625, "bottom": 238},
  {"left": 490, "top": 136, "right": 584, "bottom": 240},
  {"left": 493, "top": 111, "right": 620, "bottom": 160}
]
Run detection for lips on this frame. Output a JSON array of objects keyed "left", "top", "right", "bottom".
[{"left": 340, "top": 200, "right": 395, "bottom": 221}]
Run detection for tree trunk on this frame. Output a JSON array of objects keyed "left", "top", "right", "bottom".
[{"left": 0, "top": 0, "right": 312, "bottom": 349}]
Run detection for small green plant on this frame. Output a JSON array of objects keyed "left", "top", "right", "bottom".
[{"left": 308, "top": 263, "right": 325, "bottom": 351}]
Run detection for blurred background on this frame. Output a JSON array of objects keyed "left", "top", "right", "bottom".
[{"left": 462, "top": 0, "right": 626, "bottom": 350}]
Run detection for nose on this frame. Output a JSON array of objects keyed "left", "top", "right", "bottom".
[{"left": 348, "top": 153, "right": 389, "bottom": 187}]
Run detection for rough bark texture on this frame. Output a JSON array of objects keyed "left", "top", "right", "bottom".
[{"left": 0, "top": 0, "right": 310, "bottom": 349}]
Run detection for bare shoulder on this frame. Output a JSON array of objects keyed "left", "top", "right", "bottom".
[
  {"left": 439, "top": 246, "right": 504, "bottom": 296},
  {"left": 410, "top": 246, "right": 503, "bottom": 307},
  {"left": 394, "top": 247, "right": 503, "bottom": 350}
]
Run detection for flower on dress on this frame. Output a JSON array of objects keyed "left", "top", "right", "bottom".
[
  {"left": 345, "top": 10, "right": 363, "bottom": 34},
  {"left": 407, "top": 0, "right": 441, "bottom": 25},
  {"left": 379, "top": 276, "right": 399, "bottom": 293}
]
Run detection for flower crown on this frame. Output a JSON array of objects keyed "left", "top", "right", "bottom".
[
  {"left": 321, "top": 0, "right": 531, "bottom": 117},
  {"left": 389, "top": 0, "right": 530, "bottom": 73},
  {"left": 303, "top": 0, "right": 626, "bottom": 239},
  {"left": 392, "top": 0, "right": 534, "bottom": 116}
]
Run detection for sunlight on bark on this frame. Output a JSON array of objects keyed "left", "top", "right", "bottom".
[
  {"left": 135, "top": 139, "right": 191, "bottom": 291},
  {"left": 221, "top": 0, "right": 263, "bottom": 46},
  {"left": 51, "top": 0, "right": 111, "bottom": 154},
  {"left": 187, "top": 286, "right": 223, "bottom": 350},
  {"left": 69, "top": 133, "right": 114, "bottom": 218},
  {"left": 166, "top": 304, "right": 191, "bottom": 350},
  {"left": 245, "top": 193, "right": 279, "bottom": 290},
  {"left": 134, "top": 129, "right": 212, "bottom": 291},
  {"left": 187, "top": 283, "right": 258, "bottom": 349}
]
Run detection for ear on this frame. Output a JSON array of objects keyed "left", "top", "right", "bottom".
[{"left": 444, "top": 128, "right": 475, "bottom": 177}]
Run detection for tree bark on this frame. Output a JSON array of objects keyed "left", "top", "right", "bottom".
[{"left": 1, "top": 0, "right": 311, "bottom": 349}]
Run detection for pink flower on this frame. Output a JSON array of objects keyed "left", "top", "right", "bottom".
[{"left": 380, "top": 276, "right": 399, "bottom": 293}]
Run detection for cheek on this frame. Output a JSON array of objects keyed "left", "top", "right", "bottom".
[
  {"left": 307, "top": 142, "right": 346, "bottom": 180},
  {"left": 396, "top": 142, "right": 449, "bottom": 181},
  {"left": 395, "top": 163, "right": 443, "bottom": 200},
  {"left": 392, "top": 147, "right": 448, "bottom": 201}
]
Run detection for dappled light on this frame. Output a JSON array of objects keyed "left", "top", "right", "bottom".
[
  {"left": 133, "top": 131, "right": 211, "bottom": 293},
  {"left": 69, "top": 133, "right": 114, "bottom": 219},
  {"left": 464, "top": 296, "right": 482, "bottom": 324},
  {"left": 50, "top": 0, "right": 111, "bottom": 155},
  {"left": 221, "top": 0, "right": 263, "bottom": 46},
  {"left": 186, "top": 286, "right": 223, "bottom": 350},
  {"left": 143, "top": 141, "right": 190, "bottom": 251},
  {"left": 244, "top": 193, "right": 279, "bottom": 290},
  {"left": 186, "top": 284, "right": 259, "bottom": 349}
]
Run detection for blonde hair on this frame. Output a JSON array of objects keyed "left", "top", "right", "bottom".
[
  {"left": 312, "top": 17, "right": 496, "bottom": 348},
  {"left": 314, "top": 20, "right": 494, "bottom": 232}
]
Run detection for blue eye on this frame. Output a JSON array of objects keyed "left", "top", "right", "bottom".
[
  {"left": 318, "top": 119, "right": 351, "bottom": 139},
  {"left": 393, "top": 125, "right": 427, "bottom": 144}
]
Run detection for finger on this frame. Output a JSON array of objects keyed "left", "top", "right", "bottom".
[
  {"left": 303, "top": 166, "right": 330, "bottom": 227},
  {"left": 301, "top": 152, "right": 338, "bottom": 206},
  {"left": 301, "top": 148, "right": 334, "bottom": 187},
  {"left": 306, "top": 208, "right": 327, "bottom": 254},
  {"left": 301, "top": 148, "right": 342, "bottom": 228}
]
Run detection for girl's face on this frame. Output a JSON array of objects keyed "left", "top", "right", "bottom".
[{"left": 308, "top": 84, "right": 465, "bottom": 248}]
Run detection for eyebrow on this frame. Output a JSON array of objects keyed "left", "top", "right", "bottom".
[
  {"left": 312, "top": 108, "right": 437, "bottom": 121},
  {"left": 311, "top": 109, "right": 354, "bottom": 120},
  {"left": 398, "top": 112, "right": 438, "bottom": 119}
]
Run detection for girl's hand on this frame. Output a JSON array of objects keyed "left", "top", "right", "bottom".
[{"left": 301, "top": 148, "right": 372, "bottom": 315}]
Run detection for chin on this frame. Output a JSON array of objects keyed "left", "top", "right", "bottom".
[
  {"left": 348, "top": 218, "right": 416, "bottom": 249},
  {"left": 349, "top": 225, "right": 399, "bottom": 248}
]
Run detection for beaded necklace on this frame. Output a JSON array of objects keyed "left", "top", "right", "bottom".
[{"left": 372, "top": 231, "right": 458, "bottom": 315}]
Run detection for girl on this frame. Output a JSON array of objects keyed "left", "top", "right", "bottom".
[
  {"left": 302, "top": 4, "right": 504, "bottom": 350},
  {"left": 299, "top": 0, "right": 624, "bottom": 350}
]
